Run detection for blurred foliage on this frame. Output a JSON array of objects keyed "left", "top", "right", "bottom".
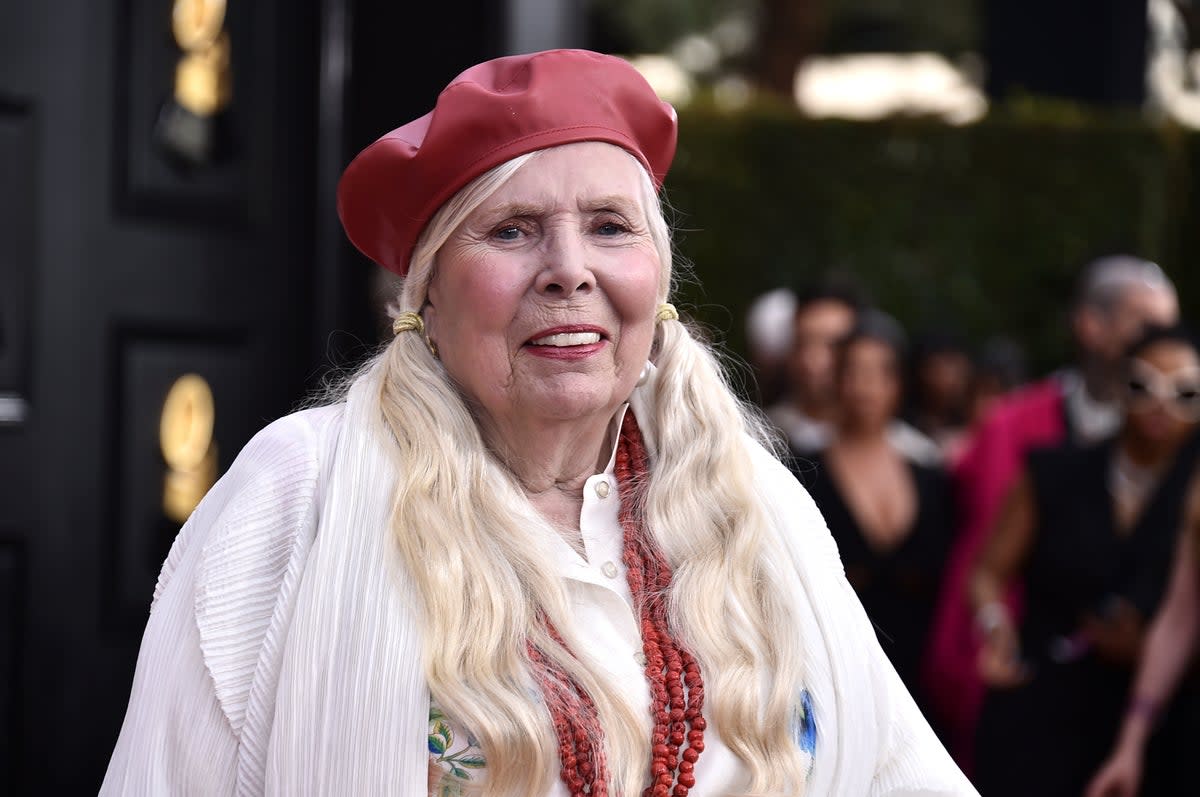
[
  {"left": 823, "top": 0, "right": 980, "bottom": 54},
  {"left": 588, "top": 0, "right": 754, "bottom": 54},
  {"left": 589, "top": 0, "right": 980, "bottom": 56},
  {"left": 663, "top": 102, "right": 1199, "bottom": 377},
  {"left": 990, "top": 91, "right": 1148, "bottom": 127}
]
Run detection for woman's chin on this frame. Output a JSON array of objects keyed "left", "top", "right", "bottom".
[
  {"left": 519, "top": 381, "right": 629, "bottom": 423},
  {"left": 1129, "top": 413, "right": 1180, "bottom": 447}
]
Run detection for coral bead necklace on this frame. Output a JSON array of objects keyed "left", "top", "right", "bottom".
[{"left": 530, "top": 412, "right": 707, "bottom": 796}]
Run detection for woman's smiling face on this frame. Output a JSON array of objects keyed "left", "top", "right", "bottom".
[{"left": 425, "top": 142, "right": 662, "bottom": 429}]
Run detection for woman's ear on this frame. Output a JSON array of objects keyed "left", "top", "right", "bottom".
[
  {"left": 421, "top": 300, "right": 442, "bottom": 360},
  {"left": 423, "top": 272, "right": 441, "bottom": 350},
  {"left": 423, "top": 301, "right": 438, "bottom": 349}
]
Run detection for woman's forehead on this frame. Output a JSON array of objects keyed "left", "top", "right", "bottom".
[
  {"left": 846, "top": 336, "right": 899, "bottom": 360},
  {"left": 1132, "top": 345, "right": 1200, "bottom": 375},
  {"left": 481, "top": 144, "right": 646, "bottom": 213}
]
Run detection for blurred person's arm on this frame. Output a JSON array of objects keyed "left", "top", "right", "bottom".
[
  {"left": 968, "top": 472, "right": 1036, "bottom": 688},
  {"left": 1086, "top": 480, "right": 1200, "bottom": 797},
  {"left": 920, "top": 397, "right": 1031, "bottom": 704}
]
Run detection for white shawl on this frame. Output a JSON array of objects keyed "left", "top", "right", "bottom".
[{"left": 101, "top": 373, "right": 977, "bottom": 796}]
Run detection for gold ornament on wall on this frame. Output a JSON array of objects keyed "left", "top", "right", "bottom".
[
  {"left": 159, "top": 373, "right": 218, "bottom": 524},
  {"left": 157, "top": 0, "right": 233, "bottom": 166},
  {"left": 171, "top": 0, "right": 232, "bottom": 116},
  {"left": 172, "top": 0, "right": 226, "bottom": 50}
]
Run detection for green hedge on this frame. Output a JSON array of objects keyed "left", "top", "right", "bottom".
[{"left": 664, "top": 103, "right": 1198, "bottom": 375}]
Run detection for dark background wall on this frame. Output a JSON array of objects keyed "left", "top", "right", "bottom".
[
  {"left": 0, "top": 1, "right": 319, "bottom": 791},
  {"left": 0, "top": 0, "right": 498, "bottom": 792},
  {"left": 984, "top": 0, "right": 1148, "bottom": 107}
]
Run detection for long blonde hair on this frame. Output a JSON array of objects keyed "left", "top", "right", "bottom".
[{"left": 356, "top": 146, "right": 808, "bottom": 795}]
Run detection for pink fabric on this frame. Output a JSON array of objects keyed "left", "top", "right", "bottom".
[{"left": 922, "top": 378, "right": 1067, "bottom": 771}]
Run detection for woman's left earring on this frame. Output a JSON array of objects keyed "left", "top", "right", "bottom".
[{"left": 637, "top": 361, "right": 652, "bottom": 386}]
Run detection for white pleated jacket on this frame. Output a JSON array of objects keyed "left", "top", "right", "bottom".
[{"left": 100, "top": 373, "right": 978, "bottom": 797}]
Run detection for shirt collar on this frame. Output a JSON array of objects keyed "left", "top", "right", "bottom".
[
  {"left": 1058, "top": 368, "right": 1121, "bottom": 442},
  {"left": 600, "top": 403, "right": 630, "bottom": 476},
  {"left": 533, "top": 403, "right": 631, "bottom": 582}
]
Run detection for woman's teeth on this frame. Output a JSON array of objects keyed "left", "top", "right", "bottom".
[{"left": 530, "top": 332, "right": 601, "bottom": 347}]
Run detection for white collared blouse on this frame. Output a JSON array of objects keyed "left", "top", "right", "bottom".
[{"left": 426, "top": 405, "right": 817, "bottom": 796}]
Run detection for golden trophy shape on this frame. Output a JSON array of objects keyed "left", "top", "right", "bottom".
[
  {"left": 159, "top": 373, "right": 218, "bottom": 525},
  {"left": 156, "top": 0, "right": 233, "bottom": 167}
]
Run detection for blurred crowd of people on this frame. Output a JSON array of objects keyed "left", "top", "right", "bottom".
[{"left": 748, "top": 256, "right": 1200, "bottom": 796}]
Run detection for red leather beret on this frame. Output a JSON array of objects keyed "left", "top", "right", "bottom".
[{"left": 337, "top": 49, "right": 678, "bottom": 276}]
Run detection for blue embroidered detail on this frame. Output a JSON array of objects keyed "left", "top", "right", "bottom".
[
  {"left": 796, "top": 689, "right": 817, "bottom": 756},
  {"left": 428, "top": 689, "right": 818, "bottom": 790}
]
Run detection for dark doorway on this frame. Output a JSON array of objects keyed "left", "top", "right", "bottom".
[
  {"left": 0, "top": 0, "right": 505, "bottom": 790},
  {"left": 0, "top": 0, "right": 321, "bottom": 791}
]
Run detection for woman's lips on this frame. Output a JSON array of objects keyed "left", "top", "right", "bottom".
[
  {"left": 529, "top": 331, "right": 601, "bottom": 346},
  {"left": 524, "top": 326, "right": 607, "bottom": 359}
]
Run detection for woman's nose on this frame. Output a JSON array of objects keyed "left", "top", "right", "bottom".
[{"left": 535, "top": 229, "right": 594, "bottom": 298}]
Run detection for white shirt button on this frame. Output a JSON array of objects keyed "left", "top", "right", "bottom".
[
  {"left": 601, "top": 561, "right": 619, "bottom": 579},
  {"left": 595, "top": 480, "right": 611, "bottom": 499},
  {"left": 634, "top": 651, "right": 648, "bottom": 666}
]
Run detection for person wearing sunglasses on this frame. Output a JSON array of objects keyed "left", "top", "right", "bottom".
[
  {"left": 1086, "top": 338, "right": 1200, "bottom": 797},
  {"left": 923, "top": 256, "right": 1178, "bottom": 771},
  {"left": 968, "top": 324, "right": 1200, "bottom": 797}
]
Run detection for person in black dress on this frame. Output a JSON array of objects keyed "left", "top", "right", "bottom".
[
  {"left": 794, "top": 311, "right": 954, "bottom": 718},
  {"left": 969, "top": 324, "right": 1200, "bottom": 797}
]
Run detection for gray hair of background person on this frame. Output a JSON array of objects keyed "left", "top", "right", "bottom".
[{"left": 1076, "top": 255, "right": 1177, "bottom": 312}]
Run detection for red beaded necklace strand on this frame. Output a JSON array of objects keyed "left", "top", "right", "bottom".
[
  {"left": 528, "top": 624, "right": 610, "bottom": 796},
  {"left": 529, "top": 412, "right": 707, "bottom": 797}
]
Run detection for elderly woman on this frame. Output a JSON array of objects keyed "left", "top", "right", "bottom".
[
  {"left": 101, "top": 50, "right": 972, "bottom": 796},
  {"left": 798, "top": 313, "right": 953, "bottom": 724}
]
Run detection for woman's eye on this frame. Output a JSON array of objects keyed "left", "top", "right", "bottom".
[
  {"left": 494, "top": 226, "right": 522, "bottom": 241},
  {"left": 596, "top": 221, "right": 627, "bottom": 236}
]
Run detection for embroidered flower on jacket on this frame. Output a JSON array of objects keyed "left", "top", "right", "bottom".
[
  {"left": 428, "top": 703, "right": 486, "bottom": 796},
  {"left": 427, "top": 690, "right": 819, "bottom": 793}
]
